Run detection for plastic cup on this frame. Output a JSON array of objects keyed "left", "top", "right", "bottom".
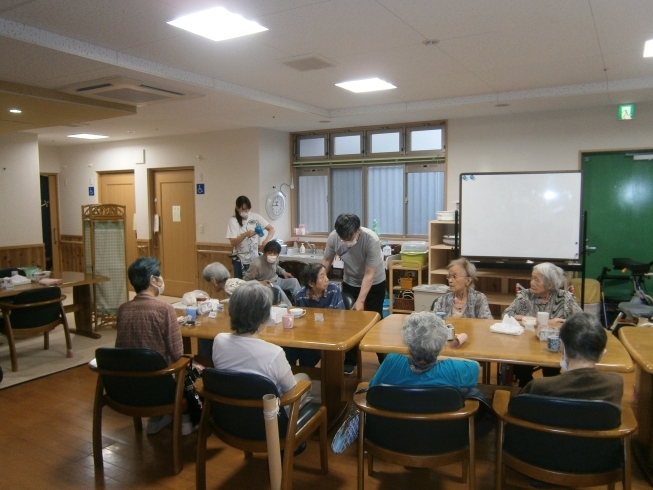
[
  {"left": 282, "top": 314, "right": 294, "bottom": 329},
  {"left": 186, "top": 306, "right": 198, "bottom": 320}
]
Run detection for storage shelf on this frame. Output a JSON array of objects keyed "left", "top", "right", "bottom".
[{"left": 431, "top": 244, "right": 455, "bottom": 250}]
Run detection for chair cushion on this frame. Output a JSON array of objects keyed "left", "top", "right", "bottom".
[
  {"left": 204, "top": 368, "right": 315, "bottom": 442},
  {"left": 504, "top": 394, "right": 622, "bottom": 473},
  {"left": 95, "top": 348, "right": 177, "bottom": 407},
  {"left": 6, "top": 287, "right": 61, "bottom": 329},
  {"left": 365, "top": 385, "right": 469, "bottom": 455}
]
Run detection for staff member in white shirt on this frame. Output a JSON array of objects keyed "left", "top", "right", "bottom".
[
  {"left": 322, "top": 213, "right": 386, "bottom": 373},
  {"left": 225, "top": 195, "right": 274, "bottom": 278}
]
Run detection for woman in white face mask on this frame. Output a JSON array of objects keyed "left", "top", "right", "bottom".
[
  {"left": 243, "top": 241, "right": 300, "bottom": 305},
  {"left": 519, "top": 312, "right": 622, "bottom": 408},
  {"left": 226, "top": 195, "right": 275, "bottom": 278},
  {"left": 115, "top": 257, "right": 189, "bottom": 435}
]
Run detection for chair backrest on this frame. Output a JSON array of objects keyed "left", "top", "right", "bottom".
[
  {"left": 341, "top": 291, "right": 355, "bottom": 310},
  {"left": 0, "top": 268, "right": 26, "bottom": 278},
  {"left": 9, "top": 287, "right": 62, "bottom": 329},
  {"left": 365, "top": 385, "right": 468, "bottom": 455},
  {"left": 504, "top": 394, "right": 623, "bottom": 473},
  {"left": 202, "top": 368, "right": 289, "bottom": 440},
  {"left": 95, "top": 348, "right": 177, "bottom": 407}
]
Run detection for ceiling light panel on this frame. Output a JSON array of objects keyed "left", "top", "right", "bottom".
[
  {"left": 67, "top": 133, "right": 109, "bottom": 139},
  {"left": 167, "top": 7, "right": 268, "bottom": 42},
  {"left": 335, "top": 78, "right": 396, "bottom": 93},
  {"left": 644, "top": 39, "right": 653, "bottom": 58}
]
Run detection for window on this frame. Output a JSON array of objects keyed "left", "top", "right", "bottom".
[
  {"left": 406, "top": 126, "right": 443, "bottom": 155},
  {"left": 367, "top": 128, "right": 403, "bottom": 156},
  {"left": 296, "top": 134, "right": 327, "bottom": 160},
  {"left": 330, "top": 131, "right": 363, "bottom": 158},
  {"left": 296, "top": 163, "right": 445, "bottom": 236}
]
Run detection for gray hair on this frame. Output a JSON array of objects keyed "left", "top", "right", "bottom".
[
  {"left": 401, "top": 311, "right": 448, "bottom": 364},
  {"left": 560, "top": 312, "right": 607, "bottom": 362},
  {"left": 533, "top": 262, "right": 565, "bottom": 290},
  {"left": 228, "top": 281, "right": 272, "bottom": 335},
  {"left": 447, "top": 257, "right": 478, "bottom": 286},
  {"left": 202, "top": 262, "right": 230, "bottom": 284}
]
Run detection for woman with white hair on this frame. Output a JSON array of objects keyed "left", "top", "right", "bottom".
[
  {"left": 431, "top": 258, "right": 492, "bottom": 319},
  {"left": 369, "top": 311, "right": 479, "bottom": 389},
  {"left": 504, "top": 262, "right": 582, "bottom": 325},
  {"left": 504, "top": 262, "right": 583, "bottom": 386}
]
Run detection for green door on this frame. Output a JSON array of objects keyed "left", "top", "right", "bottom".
[{"left": 582, "top": 152, "right": 653, "bottom": 302}]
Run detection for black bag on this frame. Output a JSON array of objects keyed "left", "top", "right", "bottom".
[{"left": 184, "top": 360, "right": 203, "bottom": 425}]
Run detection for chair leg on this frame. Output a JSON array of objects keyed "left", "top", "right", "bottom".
[
  {"left": 60, "top": 309, "right": 73, "bottom": 358},
  {"left": 357, "top": 349, "right": 363, "bottom": 379},
  {"left": 319, "top": 412, "right": 328, "bottom": 474},
  {"left": 195, "top": 403, "right": 211, "bottom": 490},
  {"left": 133, "top": 417, "right": 142, "bottom": 431},
  {"left": 281, "top": 440, "right": 295, "bottom": 490},
  {"left": 44, "top": 331, "right": 49, "bottom": 350},
  {"left": 468, "top": 416, "right": 476, "bottom": 490},
  {"left": 462, "top": 458, "right": 468, "bottom": 483},
  {"left": 367, "top": 452, "right": 373, "bottom": 476},
  {"left": 92, "top": 380, "right": 104, "bottom": 468},
  {"left": 623, "top": 434, "right": 632, "bottom": 490},
  {"left": 5, "top": 325, "right": 18, "bottom": 372}
]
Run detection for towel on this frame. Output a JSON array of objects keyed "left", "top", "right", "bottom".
[
  {"left": 490, "top": 315, "right": 524, "bottom": 336},
  {"left": 38, "top": 278, "right": 64, "bottom": 286}
]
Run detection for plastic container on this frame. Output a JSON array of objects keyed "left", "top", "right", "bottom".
[
  {"left": 400, "top": 241, "right": 428, "bottom": 266},
  {"left": 413, "top": 284, "right": 448, "bottom": 311},
  {"left": 372, "top": 219, "right": 379, "bottom": 235},
  {"left": 382, "top": 298, "right": 390, "bottom": 318},
  {"left": 436, "top": 210, "right": 456, "bottom": 221}
]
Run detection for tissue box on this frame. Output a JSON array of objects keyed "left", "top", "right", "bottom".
[{"left": 266, "top": 307, "right": 285, "bottom": 326}]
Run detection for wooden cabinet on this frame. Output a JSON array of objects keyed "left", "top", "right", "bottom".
[
  {"left": 388, "top": 259, "right": 427, "bottom": 314},
  {"left": 428, "top": 220, "right": 530, "bottom": 317}
]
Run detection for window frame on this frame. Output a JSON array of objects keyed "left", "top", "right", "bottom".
[
  {"left": 365, "top": 127, "right": 404, "bottom": 157},
  {"left": 405, "top": 124, "right": 445, "bottom": 157},
  {"left": 295, "top": 133, "right": 329, "bottom": 161},
  {"left": 329, "top": 130, "right": 365, "bottom": 160}
]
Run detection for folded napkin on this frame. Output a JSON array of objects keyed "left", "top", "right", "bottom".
[
  {"left": 39, "top": 278, "right": 64, "bottom": 286},
  {"left": 490, "top": 315, "right": 524, "bottom": 336}
]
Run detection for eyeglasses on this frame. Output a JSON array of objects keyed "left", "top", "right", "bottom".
[{"left": 446, "top": 273, "right": 467, "bottom": 280}]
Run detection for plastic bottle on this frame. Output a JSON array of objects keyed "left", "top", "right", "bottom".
[
  {"left": 371, "top": 219, "right": 379, "bottom": 235},
  {"left": 299, "top": 243, "right": 306, "bottom": 254},
  {"left": 293, "top": 238, "right": 299, "bottom": 249},
  {"left": 382, "top": 298, "right": 390, "bottom": 318},
  {"left": 382, "top": 241, "right": 392, "bottom": 258}
]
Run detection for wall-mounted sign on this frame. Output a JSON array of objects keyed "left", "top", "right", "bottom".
[
  {"left": 618, "top": 104, "right": 635, "bottom": 120},
  {"left": 196, "top": 183, "right": 205, "bottom": 194},
  {"left": 88, "top": 186, "right": 95, "bottom": 196}
]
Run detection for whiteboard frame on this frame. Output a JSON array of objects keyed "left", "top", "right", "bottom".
[{"left": 459, "top": 171, "right": 583, "bottom": 261}]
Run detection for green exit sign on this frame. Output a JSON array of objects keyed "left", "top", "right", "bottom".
[{"left": 618, "top": 104, "right": 635, "bottom": 120}]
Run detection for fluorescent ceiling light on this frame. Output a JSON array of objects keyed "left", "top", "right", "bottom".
[
  {"left": 336, "top": 78, "right": 396, "bottom": 93},
  {"left": 167, "top": 7, "right": 268, "bottom": 42},
  {"left": 67, "top": 133, "right": 109, "bottom": 140},
  {"left": 644, "top": 39, "right": 653, "bottom": 58},
  {"left": 9, "top": 108, "right": 21, "bottom": 113}
]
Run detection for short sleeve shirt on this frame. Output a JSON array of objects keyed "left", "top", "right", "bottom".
[
  {"left": 323, "top": 227, "right": 385, "bottom": 287},
  {"left": 226, "top": 212, "right": 269, "bottom": 265}
]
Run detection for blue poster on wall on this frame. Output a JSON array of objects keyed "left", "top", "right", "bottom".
[{"left": 88, "top": 186, "right": 95, "bottom": 196}]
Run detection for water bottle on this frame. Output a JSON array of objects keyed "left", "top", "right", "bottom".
[
  {"left": 382, "top": 298, "right": 390, "bottom": 318},
  {"left": 372, "top": 219, "right": 379, "bottom": 235},
  {"left": 382, "top": 241, "right": 392, "bottom": 258}
]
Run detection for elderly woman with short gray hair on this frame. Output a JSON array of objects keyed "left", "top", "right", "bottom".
[
  {"left": 431, "top": 258, "right": 492, "bottom": 319},
  {"left": 211, "top": 281, "right": 310, "bottom": 396},
  {"left": 369, "top": 311, "right": 479, "bottom": 389}
]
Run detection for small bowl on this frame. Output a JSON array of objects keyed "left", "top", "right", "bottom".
[{"left": 289, "top": 308, "right": 305, "bottom": 318}]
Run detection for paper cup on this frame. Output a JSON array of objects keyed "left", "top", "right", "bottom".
[
  {"left": 282, "top": 314, "right": 294, "bottom": 329},
  {"left": 451, "top": 333, "right": 468, "bottom": 348},
  {"left": 537, "top": 312, "right": 550, "bottom": 326}
]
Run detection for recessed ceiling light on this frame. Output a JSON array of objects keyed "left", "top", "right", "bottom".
[
  {"left": 644, "top": 39, "right": 653, "bottom": 58},
  {"left": 67, "top": 134, "right": 109, "bottom": 140},
  {"left": 9, "top": 108, "right": 21, "bottom": 113},
  {"left": 335, "top": 78, "right": 396, "bottom": 93},
  {"left": 167, "top": 7, "right": 268, "bottom": 42}
]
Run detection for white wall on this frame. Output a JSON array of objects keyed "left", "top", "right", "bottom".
[
  {"left": 258, "top": 128, "right": 292, "bottom": 242},
  {"left": 55, "top": 128, "right": 292, "bottom": 242},
  {"left": 38, "top": 146, "right": 61, "bottom": 174},
  {"left": 446, "top": 103, "right": 653, "bottom": 204},
  {"left": 0, "top": 133, "right": 42, "bottom": 246}
]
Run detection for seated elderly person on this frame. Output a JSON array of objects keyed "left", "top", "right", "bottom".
[
  {"left": 283, "top": 264, "right": 344, "bottom": 368},
  {"left": 504, "top": 262, "right": 583, "bottom": 387},
  {"left": 244, "top": 241, "right": 300, "bottom": 301},
  {"left": 431, "top": 258, "right": 493, "bottom": 319},
  {"left": 212, "top": 281, "right": 311, "bottom": 402},
  {"left": 115, "top": 257, "right": 189, "bottom": 434},
  {"left": 521, "top": 312, "right": 623, "bottom": 408},
  {"left": 369, "top": 311, "right": 479, "bottom": 390}
]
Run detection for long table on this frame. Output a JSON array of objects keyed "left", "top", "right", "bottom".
[
  {"left": 619, "top": 327, "right": 653, "bottom": 484},
  {"left": 360, "top": 315, "right": 634, "bottom": 373},
  {"left": 0, "top": 271, "right": 110, "bottom": 338},
  {"left": 180, "top": 307, "right": 380, "bottom": 427}
]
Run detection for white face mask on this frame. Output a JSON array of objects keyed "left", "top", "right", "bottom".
[
  {"left": 342, "top": 237, "right": 358, "bottom": 248},
  {"left": 266, "top": 255, "right": 277, "bottom": 264},
  {"left": 152, "top": 276, "right": 165, "bottom": 296},
  {"left": 240, "top": 211, "right": 249, "bottom": 219},
  {"left": 559, "top": 348, "right": 568, "bottom": 372}
]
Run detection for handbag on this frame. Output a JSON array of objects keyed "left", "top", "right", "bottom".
[
  {"left": 331, "top": 402, "right": 360, "bottom": 454},
  {"left": 184, "top": 359, "right": 204, "bottom": 425}
]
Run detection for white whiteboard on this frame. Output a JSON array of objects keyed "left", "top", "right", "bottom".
[{"left": 460, "top": 172, "right": 582, "bottom": 260}]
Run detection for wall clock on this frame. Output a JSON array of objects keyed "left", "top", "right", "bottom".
[{"left": 265, "top": 189, "right": 286, "bottom": 220}]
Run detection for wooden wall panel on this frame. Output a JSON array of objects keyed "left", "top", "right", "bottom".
[
  {"left": 60, "top": 235, "right": 84, "bottom": 272},
  {"left": 0, "top": 243, "right": 46, "bottom": 269},
  {"left": 196, "top": 242, "right": 233, "bottom": 299},
  {"left": 137, "top": 239, "right": 152, "bottom": 258}
]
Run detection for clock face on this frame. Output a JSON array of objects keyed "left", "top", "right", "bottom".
[{"left": 266, "top": 191, "right": 285, "bottom": 220}]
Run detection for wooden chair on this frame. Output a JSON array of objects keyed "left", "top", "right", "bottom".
[
  {"left": 353, "top": 382, "right": 479, "bottom": 490},
  {"left": 493, "top": 389, "right": 637, "bottom": 490},
  {"left": 0, "top": 287, "right": 71, "bottom": 372},
  {"left": 89, "top": 348, "right": 190, "bottom": 475},
  {"left": 195, "top": 368, "right": 328, "bottom": 490}
]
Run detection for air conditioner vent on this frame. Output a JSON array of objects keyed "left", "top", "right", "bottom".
[
  {"left": 281, "top": 55, "right": 337, "bottom": 72},
  {"left": 58, "top": 77, "right": 201, "bottom": 106}
]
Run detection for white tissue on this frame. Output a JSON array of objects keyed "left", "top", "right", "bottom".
[{"left": 489, "top": 315, "right": 525, "bottom": 336}]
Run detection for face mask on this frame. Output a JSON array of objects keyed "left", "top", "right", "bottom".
[
  {"left": 342, "top": 237, "right": 358, "bottom": 248},
  {"left": 240, "top": 211, "right": 249, "bottom": 219},
  {"left": 153, "top": 276, "right": 165, "bottom": 296},
  {"left": 266, "top": 255, "right": 277, "bottom": 264},
  {"left": 559, "top": 348, "right": 568, "bottom": 372}
]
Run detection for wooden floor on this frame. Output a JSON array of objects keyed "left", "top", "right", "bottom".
[{"left": 0, "top": 350, "right": 650, "bottom": 490}]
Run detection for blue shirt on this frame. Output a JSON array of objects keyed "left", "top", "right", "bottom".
[
  {"left": 294, "top": 282, "right": 344, "bottom": 310},
  {"left": 369, "top": 353, "right": 479, "bottom": 389}
]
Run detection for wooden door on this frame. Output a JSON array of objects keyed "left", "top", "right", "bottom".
[
  {"left": 153, "top": 169, "right": 196, "bottom": 297},
  {"left": 98, "top": 172, "right": 137, "bottom": 275}
]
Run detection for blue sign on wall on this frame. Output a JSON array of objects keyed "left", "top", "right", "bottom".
[
  {"left": 196, "top": 183, "right": 205, "bottom": 194},
  {"left": 89, "top": 186, "right": 95, "bottom": 196}
]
